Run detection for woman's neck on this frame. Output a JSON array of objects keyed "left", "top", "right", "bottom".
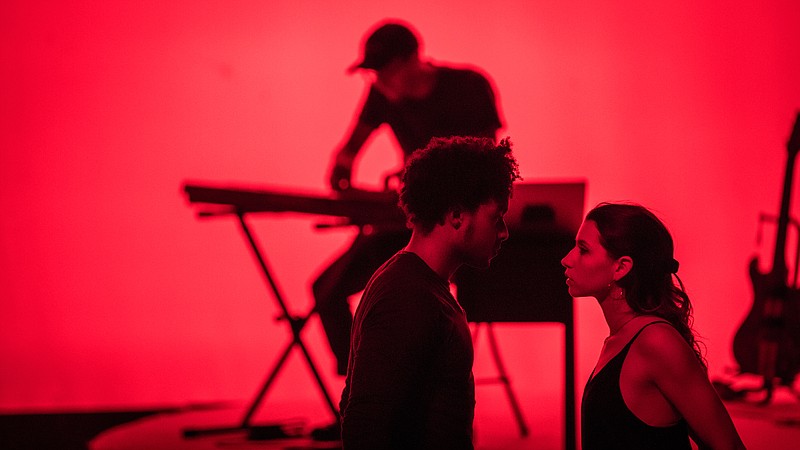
[{"left": 600, "top": 296, "right": 638, "bottom": 336}]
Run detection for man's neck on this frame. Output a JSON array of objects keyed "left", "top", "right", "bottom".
[{"left": 404, "top": 231, "right": 459, "bottom": 281}]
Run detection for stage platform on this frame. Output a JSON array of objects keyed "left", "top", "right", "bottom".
[{"left": 78, "top": 388, "right": 800, "bottom": 450}]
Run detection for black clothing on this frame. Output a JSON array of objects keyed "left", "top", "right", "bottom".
[
  {"left": 340, "top": 252, "right": 475, "bottom": 450},
  {"left": 312, "top": 229, "right": 410, "bottom": 374},
  {"left": 359, "top": 66, "right": 502, "bottom": 157},
  {"left": 582, "top": 321, "right": 691, "bottom": 450},
  {"left": 314, "top": 64, "right": 501, "bottom": 374}
]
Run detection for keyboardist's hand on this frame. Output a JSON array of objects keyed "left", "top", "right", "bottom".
[
  {"left": 383, "top": 171, "right": 402, "bottom": 192},
  {"left": 329, "top": 148, "right": 357, "bottom": 192},
  {"left": 330, "top": 164, "right": 352, "bottom": 191}
]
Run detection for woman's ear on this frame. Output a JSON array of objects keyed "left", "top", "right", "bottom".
[
  {"left": 612, "top": 256, "right": 633, "bottom": 281},
  {"left": 449, "top": 208, "right": 463, "bottom": 230}
]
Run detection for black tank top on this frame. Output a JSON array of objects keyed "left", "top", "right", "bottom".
[{"left": 582, "top": 321, "right": 691, "bottom": 449}]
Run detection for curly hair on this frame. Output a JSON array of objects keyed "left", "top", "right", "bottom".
[
  {"left": 586, "top": 202, "right": 706, "bottom": 369},
  {"left": 399, "top": 136, "right": 521, "bottom": 233}
]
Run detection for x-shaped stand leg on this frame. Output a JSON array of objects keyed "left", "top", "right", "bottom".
[{"left": 184, "top": 212, "right": 338, "bottom": 439}]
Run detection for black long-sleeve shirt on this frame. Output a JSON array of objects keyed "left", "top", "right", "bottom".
[{"left": 339, "top": 251, "right": 475, "bottom": 450}]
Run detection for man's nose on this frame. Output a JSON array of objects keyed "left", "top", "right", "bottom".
[{"left": 498, "top": 220, "right": 509, "bottom": 241}]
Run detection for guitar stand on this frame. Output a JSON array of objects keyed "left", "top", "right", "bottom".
[{"left": 183, "top": 212, "right": 338, "bottom": 440}]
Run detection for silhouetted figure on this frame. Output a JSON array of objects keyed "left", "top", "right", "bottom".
[
  {"left": 339, "top": 136, "right": 520, "bottom": 450},
  {"left": 561, "top": 202, "right": 745, "bottom": 449},
  {"left": 313, "top": 19, "right": 503, "bottom": 378}
]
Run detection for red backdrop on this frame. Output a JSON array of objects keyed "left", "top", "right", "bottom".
[{"left": 2, "top": 0, "right": 799, "bottom": 433}]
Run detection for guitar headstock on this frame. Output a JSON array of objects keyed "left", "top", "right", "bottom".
[{"left": 789, "top": 111, "right": 800, "bottom": 156}]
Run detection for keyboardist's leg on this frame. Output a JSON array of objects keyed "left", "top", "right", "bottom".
[
  {"left": 313, "top": 262, "right": 354, "bottom": 376},
  {"left": 312, "top": 230, "right": 410, "bottom": 375}
]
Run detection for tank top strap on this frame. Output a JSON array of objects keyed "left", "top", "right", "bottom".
[{"left": 622, "top": 320, "right": 672, "bottom": 352}]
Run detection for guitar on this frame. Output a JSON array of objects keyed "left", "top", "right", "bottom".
[{"left": 732, "top": 112, "right": 800, "bottom": 400}]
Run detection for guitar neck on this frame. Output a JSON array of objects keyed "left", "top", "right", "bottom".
[{"left": 771, "top": 112, "right": 800, "bottom": 277}]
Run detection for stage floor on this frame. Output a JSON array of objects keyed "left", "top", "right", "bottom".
[
  {"left": 87, "top": 391, "right": 800, "bottom": 450},
  {"left": 87, "top": 404, "right": 552, "bottom": 450}
]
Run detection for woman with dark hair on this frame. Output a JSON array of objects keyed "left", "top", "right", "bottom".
[{"left": 561, "top": 202, "right": 745, "bottom": 449}]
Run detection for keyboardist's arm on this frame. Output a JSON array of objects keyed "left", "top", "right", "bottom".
[{"left": 330, "top": 121, "right": 375, "bottom": 191}]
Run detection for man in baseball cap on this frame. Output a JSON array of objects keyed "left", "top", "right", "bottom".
[{"left": 347, "top": 22, "right": 420, "bottom": 73}]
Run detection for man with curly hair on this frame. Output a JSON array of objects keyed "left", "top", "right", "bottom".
[
  {"left": 313, "top": 19, "right": 503, "bottom": 381},
  {"left": 339, "top": 136, "right": 520, "bottom": 449}
]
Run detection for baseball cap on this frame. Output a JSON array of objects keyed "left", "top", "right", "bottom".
[{"left": 348, "top": 22, "right": 419, "bottom": 73}]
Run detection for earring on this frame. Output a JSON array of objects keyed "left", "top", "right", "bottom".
[{"left": 608, "top": 282, "right": 624, "bottom": 300}]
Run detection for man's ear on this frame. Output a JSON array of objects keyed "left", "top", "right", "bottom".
[{"left": 612, "top": 256, "right": 633, "bottom": 281}]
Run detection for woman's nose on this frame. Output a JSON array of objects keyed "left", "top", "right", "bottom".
[{"left": 561, "top": 252, "right": 571, "bottom": 268}]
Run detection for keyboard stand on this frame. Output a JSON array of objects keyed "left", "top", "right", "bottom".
[{"left": 183, "top": 212, "right": 338, "bottom": 439}]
